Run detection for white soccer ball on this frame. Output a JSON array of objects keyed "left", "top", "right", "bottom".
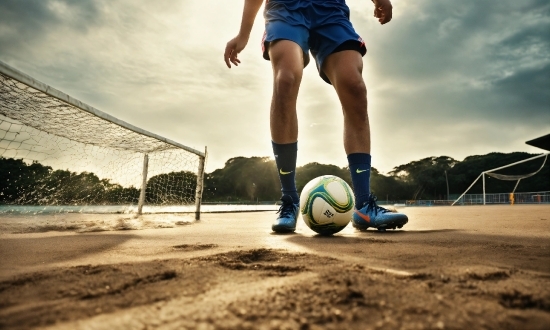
[{"left": 299, "top": 175, "right": 355, "bottom": 235}]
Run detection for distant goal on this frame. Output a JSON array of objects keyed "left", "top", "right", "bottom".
[
  {"left": 452, "top": 152, "right": 549, "bottom": 206},
  {"left": 0, "top": 61, "right": 207, "bottom": 218}
]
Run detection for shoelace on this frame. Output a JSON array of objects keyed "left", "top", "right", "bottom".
[
  {"left": 277, "top": 201, "right": 296, "bottom": 217},
  {"left": 364, "top": 194, "right": 390, "bottom": 216}
]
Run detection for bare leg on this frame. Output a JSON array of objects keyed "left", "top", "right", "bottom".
[
  {"left": 268, "top": 40, "right": 304, "bottom": 144},
  {"left": 322, "top": 50, "right": 370, "bottom": 154},
  {"left": 268, "top": 40, "right": 304, "bottom": 233}
]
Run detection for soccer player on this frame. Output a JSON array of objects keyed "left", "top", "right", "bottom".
[{"left": 224, "top": 0, "right": 408, "bottom": 233}]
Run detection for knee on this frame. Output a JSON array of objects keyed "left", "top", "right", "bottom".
[
  {"left": 273, "top": 69, "right": 301, "bottom": 96},
  {"left": 340, "top": 76, "right": 368, "bottom": 121},
  {"left": 340, "top": 74, "right": 367, "bottom": 100}
]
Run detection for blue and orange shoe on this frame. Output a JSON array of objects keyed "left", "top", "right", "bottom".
[
  {"left": 352, "top": 194, "right": 408, "bottom": 232},
  {"left": 272, "top": 195, "right": 299, "bottom": 233}
]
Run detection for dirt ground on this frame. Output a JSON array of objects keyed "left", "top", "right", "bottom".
[{"left": 0, "top": 205, "right": 549, "bottom": 329}]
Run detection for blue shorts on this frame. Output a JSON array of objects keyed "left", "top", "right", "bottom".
[{"left": 262, "top": 0, "right": 366, "bottom": 84}]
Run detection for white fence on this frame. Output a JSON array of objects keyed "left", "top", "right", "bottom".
[
  {"left": 458, "top": 191, "right": 550, "bottom": 205},
  {"left": 405, "top": 191, "right": 550, "bottom": 206}
]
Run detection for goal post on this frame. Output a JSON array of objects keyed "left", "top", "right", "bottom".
[
  {"left": 0, "top": 60, "right": 207, "bottom": 218},
  {"left": 194, "top": 146, "right": 207, "bottom": 220},
  {"left": 452, "top": 153, "right": 549, "bottom": 206}
]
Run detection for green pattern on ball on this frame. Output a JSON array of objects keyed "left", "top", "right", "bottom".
[{"left": 302, "top": 177, "right": 354, "bottom": 235}]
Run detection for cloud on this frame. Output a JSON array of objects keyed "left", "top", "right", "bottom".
[
  {"left": 0, "top": 0, "right": 548, "bottom": 174},
  {"left": 346, "top": 0, "right": 550, "bottom": 171}
]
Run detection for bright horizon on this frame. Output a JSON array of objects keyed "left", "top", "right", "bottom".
[{"left": 0, "top": 0, "right": 548, "bottom": 174}]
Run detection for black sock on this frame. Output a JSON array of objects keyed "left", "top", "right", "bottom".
[
  {"left": 272, "top": 141, "right": 299, "bottom": 203},
  {"left": 347, "top": 153, "right": 371, "bottom": 207}
]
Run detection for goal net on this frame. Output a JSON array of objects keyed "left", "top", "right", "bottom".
[
  {"left": 452, "top": 153, "right": 549, "bottom": 205},
  {"left": 0, "top": 61, "right": 206, "bottom": 217}
]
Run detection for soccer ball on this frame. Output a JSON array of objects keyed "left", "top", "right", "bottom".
[{"left": 300, "top": 175, "right": 355, "bottom": 235}]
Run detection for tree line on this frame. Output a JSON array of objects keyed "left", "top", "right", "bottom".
[
  {"left": 0, "top": 157, "right": 197, "bottom": 205},
  {"left": 1, "top": 152, "right": 548, "bottom": 205},
  {"left": 203, "top": 152, "right": 549, "bottom": 202}
]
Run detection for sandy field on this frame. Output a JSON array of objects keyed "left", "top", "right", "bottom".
[{"left": 0, "top": 205, "right": 549, "bottom": 329}]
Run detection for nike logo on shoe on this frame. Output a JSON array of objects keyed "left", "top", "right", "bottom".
[
  {"left": 356, "top": 169, "right": 369, "bottom": 174},
  {"left": 279, "top": 169, "right": 293, "bottom": 175},
  {"left": 354, "top": 209, "right": 371, "bottom": 223}
]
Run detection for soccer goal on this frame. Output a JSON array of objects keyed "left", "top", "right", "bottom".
[
  {"left": 0, "top": 61, "right": 207, "bottom": 219},
  {"left": 452, "top": 152, "right": 549, "bottom": 206}
]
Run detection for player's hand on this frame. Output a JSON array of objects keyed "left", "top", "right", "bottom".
[
  {"left": 224, "top": 35, "right": 248, "bottom": 68},
  {"left": 372, "top": 0, "right": 393, "bottom": 25}
]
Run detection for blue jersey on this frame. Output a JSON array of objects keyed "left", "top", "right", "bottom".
[
  {"left": 266, "top": 0, "right": 351, "bottom": 17},
  {"left": 265, "top": 0, "right": 353, "bottom": 30}
]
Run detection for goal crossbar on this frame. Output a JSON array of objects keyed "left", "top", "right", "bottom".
[{"left": 0, "top": 60, "right": 205, "bottom": 158}]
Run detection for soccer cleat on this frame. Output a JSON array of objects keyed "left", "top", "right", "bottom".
[
  {"left": 272, "top": 194, "right": 299, "bottom": 233},
  {"left": 352, "top": 193, "right": 408, "bottom": 231}
]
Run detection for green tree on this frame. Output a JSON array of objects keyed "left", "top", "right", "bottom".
[
  {"left": 146, "top": 171, "right": 198, "bottom": 204},
  {"left": 389, "top": 156, "right": 457, "bottom": 199},
  {"left": 370, "top": 167, "right": 406, "bottom": 201},
  {"left": 295, "top": 162, "right": 351, "bottom": 192},
  {"left": 35, "top": 170, "right": 107, "bottom": 204},
  {"left": 0, "top": 158, "right": 51, "bottom": 203},
  {"left": 204, "top": 157, "right": 279, "bottom": 202}
]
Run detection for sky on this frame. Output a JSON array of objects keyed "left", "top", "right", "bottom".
[{"left": 0, "top": 0, "right": 549, "bottom": 174}]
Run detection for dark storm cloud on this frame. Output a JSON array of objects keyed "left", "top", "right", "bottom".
[
  {"left": 0, "top": 0, "right": 109, "bottom": 105},
  {"left": 492, "top": 64, "right": 550, "bottom": 115},
  {"left": 341, "top": 0, "right": 550, "bottom": 171},
  {"left": 0, "top": 0, "right": 101, "bottom": 46},
  {"left": 355, "top": 0, "right": 550, "bottom": 123}
]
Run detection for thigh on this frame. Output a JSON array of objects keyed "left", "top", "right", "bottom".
[
  {"left": 268, "top": 39, "right": 305, "bottom": 77},
  {"left": 322, "top": 50, "right": 364, "bottom": 89},
  {"left": 263, "top": 2, "right": 311, "bottom": 67},
  {"left": 310, "top": 24, "right": 366, "bottom": 83},
  {"left": 307, "top": 4, "right": 366, "bottom": 84}
]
